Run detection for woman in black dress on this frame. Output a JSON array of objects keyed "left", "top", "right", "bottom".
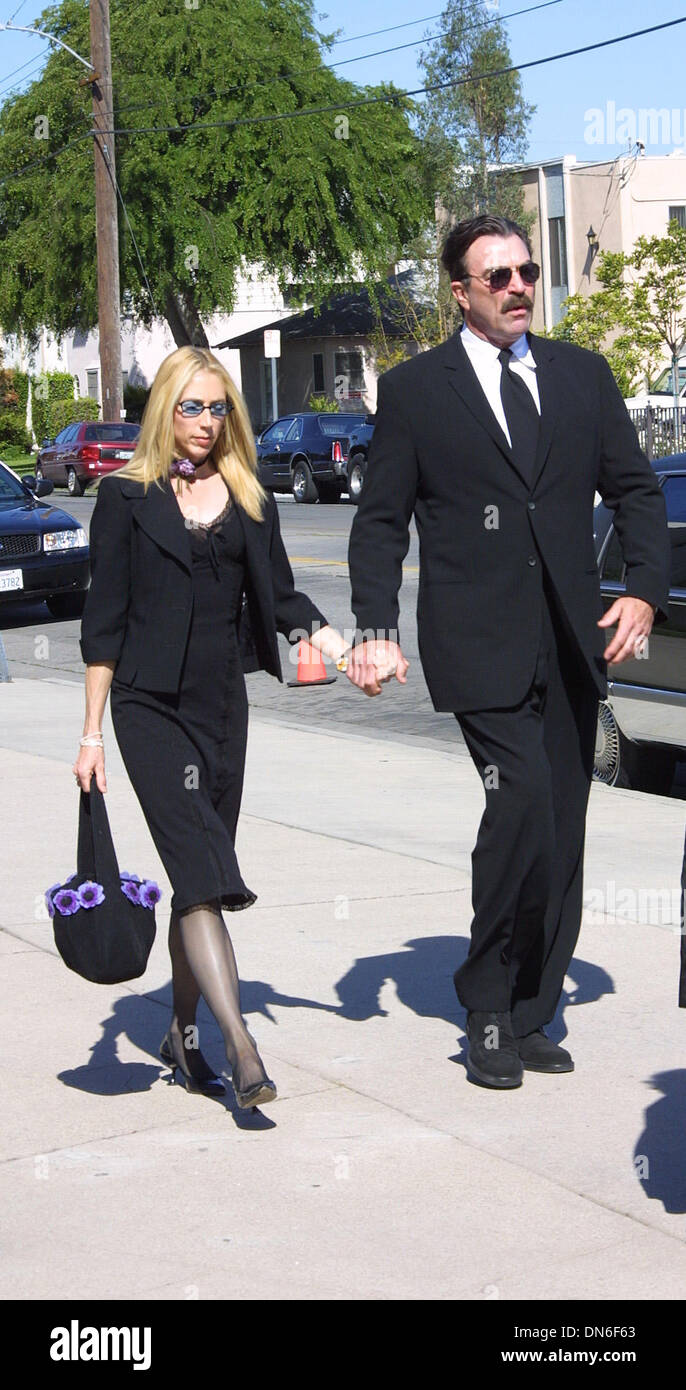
[{"left": 74, "top": 347, "right": 354, "bottom": 1109}]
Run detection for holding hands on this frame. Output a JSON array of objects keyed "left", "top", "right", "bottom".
[{"left": 345, "top": 640, "right": 409, "bottom": 697}]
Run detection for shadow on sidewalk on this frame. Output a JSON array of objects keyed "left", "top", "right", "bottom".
[
  {"left": 333, "top": 936, "right": 614, "bottom": 1046},
  {"left": 57, "top": 979, "right": 339, "bottom": 1099},
  {"left": 634, "top": 1069, "right": 686, "bottom": 1214}
]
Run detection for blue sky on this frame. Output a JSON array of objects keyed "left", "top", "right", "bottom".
[{"left": 1, "top": 0, "right": 686, "bottom": 161}]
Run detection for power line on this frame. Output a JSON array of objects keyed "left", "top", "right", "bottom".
[
  {"left": 110, "top": 0, "right": 563, "bottom": 118},
  {"left": 92, "top": 16, "right": 686, "bottom": 141},
  {"left": 0, "top": 50, "right": 49, "bottom": 95},
  {"left": 1, "top": 12, "right": 684, "bottom": 188}
]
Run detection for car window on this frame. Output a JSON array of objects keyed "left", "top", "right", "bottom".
[
  {"left": 600, "top": 528, "right": 625, "bottom": 582},
  {"left": 261, "top": 419, "right": 295, "bottom": 444},
  {"left": 285, "top": 418, "right": 303, "bottom": 442},
  {"left": 55, "top": 427, "right": 73, "bottom": 445},
  {"left": 661, "top": 474, "right": 686, "bottom": 588},
  {"left": 0, "top": 465, "right": 27, "bottom": 503},
  {"left": 317, "top": 415, "right": 362, "bottom": 437},
  {"left": 84, "top": 424, "right": 140, "bottom": 442}
]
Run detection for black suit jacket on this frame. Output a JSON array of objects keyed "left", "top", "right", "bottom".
[
  {"left": 80, "top": 475, "right": 327, "bottom": 691},
  {"left": 348, "top": 332, "right": 670, "bottom": 713}
]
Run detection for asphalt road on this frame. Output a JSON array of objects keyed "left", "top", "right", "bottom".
[
  {"left": 0, "top": 489, "right": 462, "bottom": 753},
  {"left": 3, "top": 486, "right": 686, "bottom": 793}
]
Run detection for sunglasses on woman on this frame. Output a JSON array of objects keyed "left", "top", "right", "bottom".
[
  {"left": 467, "top": 261, "right": 540, "bottom": 292},
  {"left": 177, "top": 399, "right": 234, "bottom": 418}
]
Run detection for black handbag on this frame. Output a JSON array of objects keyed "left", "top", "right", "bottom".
[{"left": 46, "top": 783, "right": 158, "bottom": 984}]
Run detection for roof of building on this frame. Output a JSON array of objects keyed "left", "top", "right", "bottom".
[{"left": 213, "top": 273, "right": 425, "bottom": 349}]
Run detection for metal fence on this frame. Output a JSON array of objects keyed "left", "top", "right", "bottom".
[{"left": 628, "top": 404, "right": 686, "bottom": 460}]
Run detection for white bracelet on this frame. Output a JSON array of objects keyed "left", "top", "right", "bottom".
[{"left": 80, "top": 735, "right": 104, "bottom": 747}]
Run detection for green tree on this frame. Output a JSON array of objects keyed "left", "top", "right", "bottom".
[
  {"left": 551, "top": 223, "right": 686, "bottom": 399},
  {"left": 417, "top": 0, "right": 534, "bottom": 226},
  {"left": 0, "top": 0, "right": 430, "bottom": 347}
]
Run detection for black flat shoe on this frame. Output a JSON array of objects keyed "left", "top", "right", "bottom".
[
  {"left": 465, "top": 1010, "right": 523, "bottom": 1089},
  {"left": 517, "top": 1029, "right": 574, "bottom": 1073},
  {"left": 159, "top": 1033, "right": 226, "bottom": 1098}
]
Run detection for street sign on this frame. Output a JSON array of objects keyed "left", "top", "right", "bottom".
[{"left": 264, "top": 329, "right": 281, "bottom": 359}]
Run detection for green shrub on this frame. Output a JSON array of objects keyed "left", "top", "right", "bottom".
[
  {"left": 47, "top": 395, "right": 100, "bottom": 437},
  {"left": 0, "top": 411, "right": 32, "bottom": 451},
  {"left": 308, "top": 393, "right": 340, "bottom": 412},
  {"left": 124, "top": 382, "right": 150, "bottom": 422},
  {"left": 0, "top": 367, "right": 30, "bottom": 448},
  {"left": 31, "top": 371, "right": 79, "bottom": 444}
]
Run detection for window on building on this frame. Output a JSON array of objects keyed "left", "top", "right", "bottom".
[
  {"left": 668, "top": 206, "right": 686, "bottom": 230},
  {"left": 312, "top": 353, "right": 325, "bottom": 393},
  {"left": 334, "top": 350, "right": 364, "bottom": 402},
  {"left": 86, "top": 369, "right": 99, "bottom": 401},
  {"left": 548, "top": 217, "right": 568, "bottom": 289}
]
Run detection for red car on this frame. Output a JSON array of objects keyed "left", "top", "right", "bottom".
[{"left": 35, "top": 421, "right": 140, "bottom": 495}]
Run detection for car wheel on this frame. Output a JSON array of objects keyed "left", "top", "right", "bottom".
[
  {"left": 348, "top": 456, "right": 366, "bottom": 504},
  {"left": 66, "top": 467, "right": 83, "bottom": 496},
  {"left": 318, "top": 482, "right": 342, "bottom": 504},
  {"left": 292, "top": 462, "right": 318, "bottom": 504},
  {"left": 593, "top": 701, "right": 675, "bottom": 793},
  {"left": 46, "top": 592, "right": 87, "bottom": 620}
]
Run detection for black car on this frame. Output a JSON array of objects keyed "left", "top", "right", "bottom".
[
  {"left": 256, "top": 413, "right": 365, "bottom": 503},
  {"left": 344, "top": 416, "right": 376, "bottom": 504},
  {"left": 0, "top": 460, "right": 89, "bottom": 619},
  {"left": 593, "top": 451, "right": 686, "bottom": 790}
]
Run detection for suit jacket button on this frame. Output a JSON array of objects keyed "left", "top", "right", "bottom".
[
  {"left": 528, "top": 556, "right": 537, "bottom": 566},
  {"left": 528, "top": 501, "right": 536, "bottom": 510}
]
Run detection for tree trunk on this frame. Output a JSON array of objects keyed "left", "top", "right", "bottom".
[{"left": 163, "top": 288, "right": 210, "bottom": 348}]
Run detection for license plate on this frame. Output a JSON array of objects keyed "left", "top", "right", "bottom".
[
  {"left": 0, "top": 569, "right": 23, "bottom": 592},
  {"left": 114, "top": 450, "right": 133, "bottom": 459}
]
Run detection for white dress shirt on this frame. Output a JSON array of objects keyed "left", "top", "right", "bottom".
[{"left": 460, "top": 323, "right": 541, "bottom": 448}]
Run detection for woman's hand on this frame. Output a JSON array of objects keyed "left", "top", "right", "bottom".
[
  {"left": 346, "top": 641, "right": 409, "bottom": 697},
  {"left": 73, "top": 744, "right": 107, "bottom": 794}
]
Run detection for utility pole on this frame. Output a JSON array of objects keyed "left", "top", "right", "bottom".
[{"left": 89, "top": 0, "right": 122, "bottom": 422}]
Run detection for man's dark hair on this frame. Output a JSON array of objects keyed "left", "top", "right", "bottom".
[{"left": 441, "top": 214, "right": 533, "bottom": 282}]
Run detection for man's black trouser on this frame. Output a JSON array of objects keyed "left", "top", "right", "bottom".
[{"left": 454, "top": 579, "right": 599, "bottom": 1038}]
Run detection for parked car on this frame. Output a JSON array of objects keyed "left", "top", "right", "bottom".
[
  {"left": 0, "top": 460, "right": 89, "bottom": 618},
  {"left": 256, "top": 413, "right": 365, "bottom": 503},
  {"left": 36, "top": 421, "right": 140, "bottom": 496},
  {"left": 343, "top": 416, "right": 376, "bottom": 504},
  {"left": 593, "top": 451, "right": 686, "bottom": 791}
]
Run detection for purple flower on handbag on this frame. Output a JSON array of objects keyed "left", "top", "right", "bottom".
[
  {"left": 139, "top": 880, "right": 161, "bottom": 909},
  {"left": 78, "top": 881, "right": 105, "bottom": 910},
  {"left": 53, "top": 888, "right": 80, "bottom": 917},
  {"left": 121, "top": 879, "right": 142, "bottom": 904},
  {"left": 170, "top": 458, "right": 196, "bottom": 479},
  {"left": 121, "top": 872, "right": 142, "bottom": 883}
]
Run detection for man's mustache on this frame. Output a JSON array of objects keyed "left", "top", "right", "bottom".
[{"left": 502, "top": 295, "right": 534, "bottom": 312}]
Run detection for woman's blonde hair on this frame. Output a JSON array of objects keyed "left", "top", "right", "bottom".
[{"left": 118, "top": 346, "right": 266, "bottom": 520}]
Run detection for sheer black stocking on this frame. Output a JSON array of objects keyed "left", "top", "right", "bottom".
[
  {"left": 177, "top": 900, "right": 269, "bottom": 1095},
  {"left": 167, "top": 910, "right": 218, "bottom": 1081}
]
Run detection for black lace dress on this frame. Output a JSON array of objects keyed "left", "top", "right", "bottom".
[{"left": 110, "top": 499, "right": 257, "bottom": 914}]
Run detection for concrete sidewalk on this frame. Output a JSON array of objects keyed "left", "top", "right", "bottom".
[{"left": 2, "top": 676, "right": 686, "bottom": 1301}]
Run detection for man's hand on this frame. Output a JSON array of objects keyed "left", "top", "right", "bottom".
[
  {"left": 345, "top": 640, "right": 409, "bottom": 697},
  {"left": 598, "top": 596, "right": 655, "bottom": 664}
]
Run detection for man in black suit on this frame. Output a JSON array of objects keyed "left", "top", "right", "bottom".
[{"left": 347, "top": 214, "right": 670, "bottom": 1088}]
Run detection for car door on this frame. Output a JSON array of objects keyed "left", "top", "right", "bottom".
[
  {"left": 257, "top": 419, "right": 294, "bottom": 487},
  {"left": 56, "top": 424, "right": 80, "bottom": 479},
  {"left": 41, "top": 426, "right": 72, "bottom": 482},
  {"left": 278, "top": 417, "right": 303, "bottom": 482},
  {"left": 600, "top": 469, "right": 686, "bottom": 743}
]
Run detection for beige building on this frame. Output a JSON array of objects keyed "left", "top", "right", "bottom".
[{"left": 515, "top": 152, "right": 686, "bottom": 334}]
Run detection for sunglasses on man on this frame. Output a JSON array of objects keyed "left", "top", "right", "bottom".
[
  {"left": 177, "top": 399, "right": 234, "bottom": 418},
  {"left": 465, "top": 261, "right": 541, "bottom": 292}
]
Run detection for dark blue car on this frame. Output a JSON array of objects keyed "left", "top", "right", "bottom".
[
  {"left": 0, "top": 460, "right": 89, "bottom": 619},
  {"left": 256, "top": 412, "right": 366, "bottom": 503},
  {"left": 343, "top": 416, "right": 376, "bottom": 504},
  {"left": 593, "top": 451, "right": 686, "bottom": 790}
]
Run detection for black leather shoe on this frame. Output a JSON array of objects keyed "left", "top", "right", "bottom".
[
  {"left": 465, "top": 1011, "right": 523, "bottom": 1089},
  {"left": 517, "top": 1029, "right": 574, "bottom": 1073}
]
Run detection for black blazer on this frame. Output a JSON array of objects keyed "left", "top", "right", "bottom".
[
  {"left": 80, "top": 475, "right": 327, "bottom": 691},
  {"left": 348, "top": 332, "right": 670, "bottom": 713}
]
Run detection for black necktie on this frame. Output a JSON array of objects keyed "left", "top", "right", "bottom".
[{"left": 498, "top": 348, "right": 540, "bottom": 486}]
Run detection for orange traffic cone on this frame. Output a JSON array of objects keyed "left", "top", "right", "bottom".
[{"left": 287, "top": 640, "right": 337, "bottom": 688}]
